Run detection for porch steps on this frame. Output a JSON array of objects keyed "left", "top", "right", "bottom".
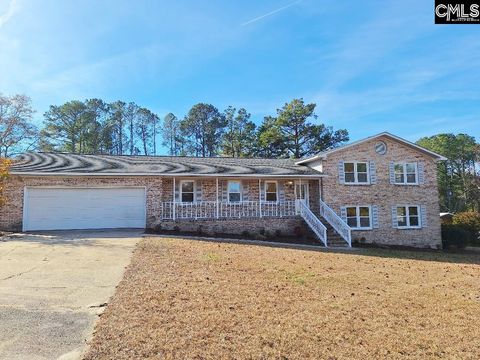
[
  {"left": 300, "top": 217, "right": 349, "bottom": 248},
  {"left": 320, "top": 217, "right": 350, "bottom": 248}
]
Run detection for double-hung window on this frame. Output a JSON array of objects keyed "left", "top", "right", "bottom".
[
  {"left": 228, "top": 181, "right": 241, "bottom": 202},
  {"left": 265, "top": 181, "right": 278, "bottom": 202},
  {"left": 394, "top": 162, "right": 418, "bottom": 184},
  {"left": 396, "top": 206, "right": 420, "bottom": 228},
  {"left": 346, "top": 206, "right": 371, "bottom": 229},
  {"left": 180, "top": 180, "right": 194, "bottom": 203},
  {"left": 344, "top": 162, "right": 369, "bottom": 184}
]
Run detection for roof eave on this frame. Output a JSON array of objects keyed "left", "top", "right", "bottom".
[
  {"left": 10, "top": 172, "right": 326, "bottom": 178},
  {"left": 296, "top": 132, "right": 447, "bottom": 164}
]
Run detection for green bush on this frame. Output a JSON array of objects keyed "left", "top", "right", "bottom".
[
  {"left": 441, "top": 224, "right": 471, "bottom": 249},
  {"left": 453, "top": 212, "right": 480, "bottom": 245}
]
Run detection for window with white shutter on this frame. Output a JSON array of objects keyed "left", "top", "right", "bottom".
[
  {"left": 344, "top": 205, "right": 372, "bottom": 230},
  {"left": 395, "top": 205, "right": 422, "bottom": 229}
]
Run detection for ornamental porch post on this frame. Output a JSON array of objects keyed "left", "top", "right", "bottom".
[
  {"left": 173, "top": 177, "right": 176, "bottom": 221},
  {"left": 258, "top": 178, "right": 262, "bottom": 218},
  {"left": 216, "top": 178, "right": 219, "bottom": 219}
]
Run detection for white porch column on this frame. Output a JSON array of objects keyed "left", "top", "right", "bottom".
[
  {"left": 216, "top": 178, "right": 219, "bottom": 219},
  {"left": 173, "top": 177, "right": 176, "bottom": 221},
  {"left": 258, "top": 178, "right": 262, "bottom": 218}
]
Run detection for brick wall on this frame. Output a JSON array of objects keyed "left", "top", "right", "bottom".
[
  {"left": 0, "top": 176, "right": 312, "bottom": 234},
  {"left": 158, "top": 217, "right": 307, "bottom": 238},
  {"left": 0, "top": 176, "right": 165, "bottom": 231},
  {"left": 321, "top": 135, "right": 442, "bottom": 248}
]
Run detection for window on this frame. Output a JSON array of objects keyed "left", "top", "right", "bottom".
[
  {"left": 180, "top": 180, "right": 194, "bottom": 202},
  {"left": 344, "top": 162, "right": 369, "bottom": 184},
  {"left": 346, "top": 206, "right": 371, "bottom": 229},
  {"left": 394, "top": 162, "right": 418, "bottom": 184},
  {"left": 396, "top": 206, "right": 420, "bottom": 228},
  {"left": 228, "top": 181, "right": 241, "bottom": 202},
  {"left": 265, "top": 181, "right": 278, "bottom": 202}
]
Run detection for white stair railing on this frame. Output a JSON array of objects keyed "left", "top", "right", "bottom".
[
  {"left": 319, "top": 200, "right": 351, "bottom": 247},
  {"left": 296, "top": 200, "right": 327, "bottom": 247}
]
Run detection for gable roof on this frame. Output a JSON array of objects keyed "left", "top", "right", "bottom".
[
  {"left": 295, "top": 132, "right": 447, "bottom": 164},
  {"left": 11, "top": 152, "right": 323, "bottom": 178}
]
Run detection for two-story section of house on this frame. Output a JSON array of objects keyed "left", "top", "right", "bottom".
[{"left": 297, "top": 132, "right": 447, "bottom": 248}]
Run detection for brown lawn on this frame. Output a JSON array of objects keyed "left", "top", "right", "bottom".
[{"left": 84, "top": 237, "right": 480, "bottom": 360}]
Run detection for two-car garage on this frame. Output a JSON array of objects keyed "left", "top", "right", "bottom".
[{"left": 22, "top": 187, "right": 147, "bottom": 231}]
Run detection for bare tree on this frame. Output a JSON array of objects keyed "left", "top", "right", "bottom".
[{"left": 0, "top": 94, "right": 37, "bottom": 157}]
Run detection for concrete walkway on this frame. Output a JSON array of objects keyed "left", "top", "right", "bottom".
[{"left": 0, "top": 230, "right": 140, "bottom": 360}]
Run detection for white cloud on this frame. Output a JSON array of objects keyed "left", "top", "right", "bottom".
[
  {"left": 0, "top": 0, "right": 19, "bottom": 27},
  {"left": 241, "top": 0, "right": 302, "bottom": 26}
]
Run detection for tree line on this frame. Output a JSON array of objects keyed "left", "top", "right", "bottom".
[
  {"left": 0, "top": 93, "right": 350, "bottom": 158},
  {"left": 417, "top": 134, "right": 480, "bottom": 213},
  {"left": 1, "top": 93, "right": 478, "bottom": 212}
]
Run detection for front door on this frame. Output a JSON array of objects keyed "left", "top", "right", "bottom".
[{"left": 294, "top": 181, "right": 309, "bottom": 206}]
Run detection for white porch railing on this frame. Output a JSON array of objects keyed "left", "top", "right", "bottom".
[
  {"left": 161, "top": 200, "right": 297, "bottom": 220},
  {"left": 296, "top": 199, "right": 327, "bottom": 246},
  {"left": 319, "top": 199, "right": 351, "bottom": 247}
]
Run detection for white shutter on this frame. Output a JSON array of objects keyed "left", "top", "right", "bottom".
[
  {"left": 418, "top": 162, "right": 425, "bottom": 185},
  {"left": 340, "top": 206, "right": 347, "bottom": 222},
  {"left": 372, "top": 205, "right": 379, "bottom": 228},
  {"left": 278, "top": 181, "right": 285, "bottom": 202},
  {"left": 420, "top": 205, "right": 427, "bottom": 227},
  {"left": 389, "top": 162, "right": 395, "bottom": 184},
  {"left": 174, "top": 180, "right": 180, "bottom": 202},
  {"left": 391, "top": 206, "right": 398, "bottom": 228},
  {"left": 369, "top": 161, "right": 377, "bottom": 184},
  {"left": 259, "top": 181, "right": 265, "bottom": 201},
  {"left": 222, "top": 181, "right": 228, "bottom": 202},
  {"left": 241, "top": 180, "right": 249, "bottom": 201},
  {"left": 338, "top": 161, "right": 345, "bottom": 184},
  {"left": 195, "top": 180, "right": 202, "bottom": 202}
]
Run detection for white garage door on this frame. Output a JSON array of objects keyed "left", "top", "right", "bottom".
[{"left": 23, "top": 187, "right": 146, "bottom": 231}]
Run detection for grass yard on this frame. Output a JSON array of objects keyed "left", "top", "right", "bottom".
[{"left": 84, "top": 238, "right": 480, "bottom": 360}]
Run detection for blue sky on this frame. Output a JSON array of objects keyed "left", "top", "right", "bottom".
[{"left": 1, "top": 0, "right": 479, "bottom": 152}]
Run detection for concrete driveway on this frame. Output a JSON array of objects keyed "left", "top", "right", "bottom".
[{"left": 0, "top": 230, "right": 140, "bottom": 360}]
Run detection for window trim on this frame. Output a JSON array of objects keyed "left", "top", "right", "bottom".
[
  {"left": 227, "top": 180, "right": 242, "bottom": 203},
  {"left": 343, "top": 161, "right": 370, "bottom": 185},
  {"left": 396, "top": 205, "right": 421, "bottom": 229},
  {"left": 345, "top": 205, "right": 373, "bottom": 230},
  {"left": 179, "top": 180, "right": 195, "bottom": 203},
  {"left": 393, "top": 162, "right": 418, "bottom": 185},
  {"left": 264, "top": 180, "right": 278, "bottom": 203}
]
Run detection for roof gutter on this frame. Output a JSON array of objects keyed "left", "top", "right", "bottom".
[{"left": 10, "top": 172, "right": 326, "bottom": 178}]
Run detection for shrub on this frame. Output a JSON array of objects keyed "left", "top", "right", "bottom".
[
  {"left": 453, "top": 212, "right": 480, "bottom": 245},
  {"left": 241, "top": 230, "right": 250, "bottom": 238},
  {"left": 275, "top": 229, "right": 282, "bottom": 238},
  {"left": 441, "top": 224, "right": 471, "bottom": 249}
]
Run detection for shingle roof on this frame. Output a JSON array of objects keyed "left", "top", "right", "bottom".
[{"left": 11, "top": 153, "right": 323, "bottom": 177}]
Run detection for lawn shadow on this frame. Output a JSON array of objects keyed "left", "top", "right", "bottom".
[
  {"left": 348, "top": 246, "right": 480, "bottom": 265},
  {"left": 147, "top": 234, "right": 480, "bottom": 266}
]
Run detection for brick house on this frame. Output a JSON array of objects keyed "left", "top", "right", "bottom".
[{"left": 0, "top": 132, "right": 446, "bottom": 248}]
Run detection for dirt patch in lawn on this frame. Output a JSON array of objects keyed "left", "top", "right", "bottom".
[{"left": 84, "top": 238, "right": 480, "bottom": 359}]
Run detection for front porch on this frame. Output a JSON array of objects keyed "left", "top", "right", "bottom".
[{"left": 157, "top": 177, "right": 352, "bottom": 247}]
